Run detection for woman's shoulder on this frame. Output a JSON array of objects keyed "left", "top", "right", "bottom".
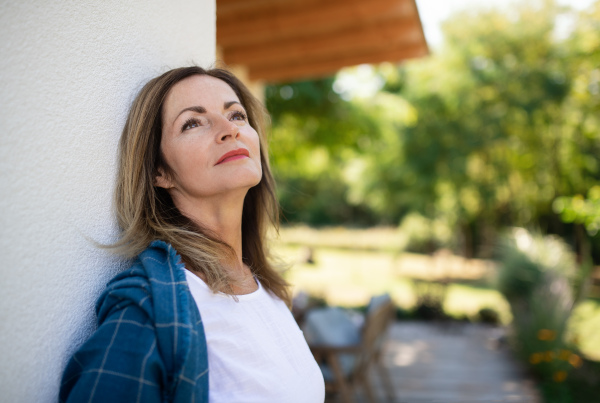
[
  {"left": 107, "top": 240, "right": 184, "bottom": 285},
  {"left": 60, "top": 240, "right": 208, "bottom": 402},
  {"left": 97, "top": 240, "right": 187, "bottom": 322},
  {"left": 138, "top": 239, "right": 180, "bottom": 265}
]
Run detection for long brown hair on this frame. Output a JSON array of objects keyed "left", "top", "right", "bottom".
[{"left": 113, "top": 66, "right": 290, "bottom": 305}]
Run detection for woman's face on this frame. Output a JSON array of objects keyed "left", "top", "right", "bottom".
[{"left": 156, "top": 75, "right": 262, "bottom": 203}]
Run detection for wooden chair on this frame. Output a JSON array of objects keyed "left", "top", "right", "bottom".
[{"left": 308, "top": 296, "right": 396, "bottom": 403}]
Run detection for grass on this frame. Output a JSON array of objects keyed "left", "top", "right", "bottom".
[
  {"left": 274, "top": 241, "right": 511, "bottom": 323},
  {"left": 272, "top": 226, "right": 600, "bottom": 359},
  {"left": 272, "top": 225, "right": 405, "bottom": 251}
]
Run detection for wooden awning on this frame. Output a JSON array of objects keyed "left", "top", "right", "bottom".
[{"left": 217, "top": 0, "right": 428, "bottom": 83}]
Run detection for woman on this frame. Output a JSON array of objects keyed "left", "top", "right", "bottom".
[{"left": 59, "top": 67, "right": 325, "bottom": 402}]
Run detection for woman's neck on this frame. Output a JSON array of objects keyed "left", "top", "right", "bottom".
[{"left": 173, "top": 190, "right": 248, "bottom": 276}]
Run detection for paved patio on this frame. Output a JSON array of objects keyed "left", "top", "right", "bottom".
[{"left": 326, "top": 321, "right": 542, "bottom": 403}]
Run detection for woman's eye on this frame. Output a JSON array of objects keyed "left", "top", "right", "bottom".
[
  {"left": 181, "top": 118, "right": 201, "bottom": 132},
  {"left": 231, "top": 111, "right": 247, "bottom": 122}
]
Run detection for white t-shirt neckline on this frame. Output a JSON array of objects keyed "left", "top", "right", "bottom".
[{"left": 184, "top": 269, "right": 262, "bottom": 301}]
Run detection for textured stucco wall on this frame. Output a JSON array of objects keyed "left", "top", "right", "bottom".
[{"left": 0, "top": 1, "right": 215, "bottom": 401}]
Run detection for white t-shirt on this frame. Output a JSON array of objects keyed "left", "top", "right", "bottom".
[{"left": 184, "top": 269, "right": 325, "bottom": 403}]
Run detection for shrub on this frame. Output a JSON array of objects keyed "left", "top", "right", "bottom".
[{"left": 496, "top": 229, "right": 582, "bottom": 387}]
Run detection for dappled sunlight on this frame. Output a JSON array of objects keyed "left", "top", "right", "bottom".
[{"left": 387, "top": 339, "right": 430, "bottom": 367}]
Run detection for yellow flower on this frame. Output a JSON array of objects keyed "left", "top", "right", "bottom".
[
  {"left": 553, "top": 371, "right": 568, "bottom": 383},
  {"left": 569, "top": 354, "right": 583, "bottom": 368},
  {"left": 529, "top": 353, "right": 543, "bottom": 364},
  {"left": 558, "top": 349, "right": 571, "bottom": 360},
  {"left": 537, "top": 329, "right": 556, "bottom": 341}
]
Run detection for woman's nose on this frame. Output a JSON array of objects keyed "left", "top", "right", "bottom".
[{"left": 216, "top": 117, "right": 240, "bottom": 143}]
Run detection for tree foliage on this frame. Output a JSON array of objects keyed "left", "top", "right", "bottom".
[
  {"left": 265, "top": 78, "right": 383, "bottom": 225},
  {"left": 265, "top": 0, "right": 600, "bottom": 257}
]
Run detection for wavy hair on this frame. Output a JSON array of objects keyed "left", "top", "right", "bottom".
[{"left": 112, "top": 66, "right": 289, "bottom": 305}]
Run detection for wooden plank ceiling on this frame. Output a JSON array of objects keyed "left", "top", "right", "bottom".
[{"left": 217, "top": 0, "right": 428, "bottom": 83}]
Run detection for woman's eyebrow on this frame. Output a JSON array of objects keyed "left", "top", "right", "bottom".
[
  {"left": 224, "top": 101, "right": 242, "bottom": 109},
  {"left": 175, "top": 102, "right": 241, "bottom": 121},
  {"left": 175, "top": 105, "right": 206, "bottom": 121}
]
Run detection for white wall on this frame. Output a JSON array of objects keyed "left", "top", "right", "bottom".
[{"left": 0, "top": 1, "right": 215, "bottom": 401}]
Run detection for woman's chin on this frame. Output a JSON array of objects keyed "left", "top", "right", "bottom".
[
  {"left": 208, "top": 171, "right": 262, "bottom": 197},
  {"left": 230, "top": 167, "right": 263, "bottom": 188}
]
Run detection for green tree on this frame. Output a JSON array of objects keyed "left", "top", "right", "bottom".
[
  {"left": 265, "top": 78, "right": 382, "bottom": 225},
  {"left": 352, "top": 1, "right": 599, "bottom": 256},
  {"left": 264, "top": 1, "right": 600, "bottom": 260}
]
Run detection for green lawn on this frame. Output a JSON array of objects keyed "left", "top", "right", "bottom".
[
  {"left": 272, "top": 226, "right": 600, "bottom": 360},
  {"left": 276, "top": 244, "right": 511, "bottom": 322}
]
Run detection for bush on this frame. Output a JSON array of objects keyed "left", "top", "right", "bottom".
[
  {"left": 495, "top": 228, "right": 585, "bottom": 398},
  {"left": 496, "top": 228, "right": 576, "bottom": 302}
]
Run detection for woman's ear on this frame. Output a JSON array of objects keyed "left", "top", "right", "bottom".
[{"left": 154, "top": 167, "right": 173, "bottom": 189}]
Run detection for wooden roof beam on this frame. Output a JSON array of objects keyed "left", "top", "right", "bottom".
[
  {"left": 247, "top": 44, "right": 428, "bottom": 82},
  {"left": 217, "top": 0, "right": 311, "bottom": 18},
  {"left": 223, "top": 18, "right": 422, "bottom": 67},
  {"left": 217, "top": 0, "right": 414, "bottom": 47}
]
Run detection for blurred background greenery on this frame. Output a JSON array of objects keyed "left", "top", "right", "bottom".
[
  {"left": 263, "top": 0, "right": 599, "bottom": 401},
  {"left": 267, "top": 0, "right": 599, "bottom": 257}
]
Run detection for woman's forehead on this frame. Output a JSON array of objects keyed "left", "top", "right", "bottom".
[{"left": 163, "top": 75, "right": 240, "bottom": 117}]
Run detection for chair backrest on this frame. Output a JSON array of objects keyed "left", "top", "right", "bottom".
[
  {"left": 303, "top": 307, "right": 361, "bottom": 347},
  {"left": 352, "top": 294, "right": 394, "bottom": 378},
  {"left": 303, "top": 307, "right": 363, "bottom": 378}
]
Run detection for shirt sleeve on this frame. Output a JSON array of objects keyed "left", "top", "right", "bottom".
[{"left": 59, "top": 298, "right": 166, "bottom": 403}]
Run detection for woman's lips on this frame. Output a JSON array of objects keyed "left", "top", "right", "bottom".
[{"left": 216, "top": 148, "right": 250, "bottom": 165}]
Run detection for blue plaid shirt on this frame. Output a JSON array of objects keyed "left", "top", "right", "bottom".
[{"left": 60, "top": 241, "right": 209, "bottom": 403}]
